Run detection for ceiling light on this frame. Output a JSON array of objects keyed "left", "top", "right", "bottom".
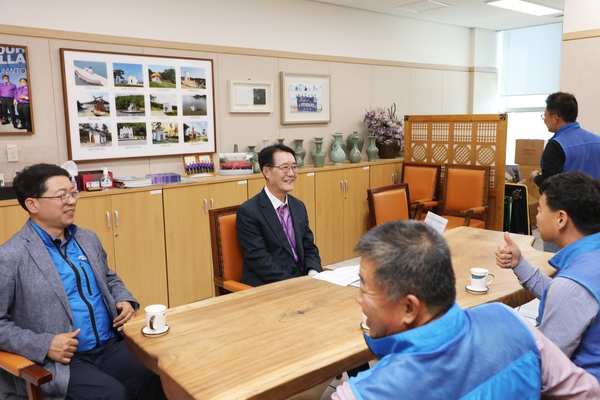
[{"left": 486, "top": 0, "right": 562, "bottom": 16}]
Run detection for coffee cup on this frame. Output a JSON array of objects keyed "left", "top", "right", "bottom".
[
  {"left": 361, "top": 313, "right": 370, "bottom": 332},
  {"left": 145, "top": 304, "right": 167, "bottom": 332},
  {"left": 470, "top": 268, "right": 494, "bottom": 291}
]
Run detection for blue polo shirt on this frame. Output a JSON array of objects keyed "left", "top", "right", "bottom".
[{"left": 30, "top": 221, "right": 114, "bottom": 352}]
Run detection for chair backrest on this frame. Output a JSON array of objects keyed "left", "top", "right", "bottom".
[
  {"left": 209, "top": 205, "right": 244, "bottom": 292},
  {"left": 443, "top": 164, "right": 490, "bottom": 214},
  {"left": 367, "top": 183, "right": 411, "bottom": 229},
  {"left": 401, "top": 162, "right": 441, "bottom": 203}
]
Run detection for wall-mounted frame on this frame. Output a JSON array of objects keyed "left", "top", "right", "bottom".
[
  {"left": 229, "top": 80, "right": 272, "bottom": 113},
  {"left": 60, "top": 48, "right": 216, "bottom": 162},
  {"left": 280, "top": 72, "right": 330, "bottom": 125},
  {"left": 0, "top": 44, "right": 34, "bottom": 134}
]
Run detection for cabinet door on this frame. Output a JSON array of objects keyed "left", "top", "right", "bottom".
[
  {"left": 75, "top": 196, "right": 116, "bottom": 273},
  {"left": 207, "top": 180, "right": 248, "bottom": 210},
  {"left": 111, "top": 190, "right": 168, "bottom": 308},
  {"left": 369, "top": 162, "right": 403, "bottom": 188},
  {"left": 343, "top": 167, "right": 370, "bottom": 259},
  {"left": 0, "top": 204, "right": 28, "bottom": 244},
  {"left": 247, "top": 177, "right": 265, "bottom": 199},
  {"left": 291, "top": 172, "right": 316, "bottom": 228},
  {"left": 314, "top": 169, "right": 345, "bottom": 265}
]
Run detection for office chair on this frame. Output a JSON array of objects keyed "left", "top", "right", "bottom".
[
  {"left": 401, "top": 162, "right": 442, "bottom": 218},
  {"left": 367, "top": 183, "right": 423, "bottom": 229},
  {"left": 0, "top": 350, "right": 52, "bottom": 400},
  {"left": 209, "top": 205, "right": 252, "bottom": 296}
]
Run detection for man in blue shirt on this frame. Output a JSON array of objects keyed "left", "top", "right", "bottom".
[{"left": 0, "top": 164, "right": 166, "bottom": 399}]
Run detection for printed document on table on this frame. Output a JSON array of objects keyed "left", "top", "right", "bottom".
[
  {"left": 313, "top": 265, "right": 360, "bottom": 287},
  {"left": 424, "top": 212, "right": 448, "bottom": 235}
]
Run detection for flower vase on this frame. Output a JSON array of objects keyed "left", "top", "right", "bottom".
[
  {"left": 277, "top": 138, "right": 285, "bottom": 145},
  {"left": 330, "top": 134, "right": 346, "bottom": 166},
  {"left": 346, "top": 132, "right": 364, "bottom": 160},
  {"left": 311, "top": 137, "right": 326, "bottom": 168},
  {"left": 248, "top": 145, "right": 260, "bottom": 173},
  {"left": 376, "top": 138, "right": 400, "bottom": 159},
  {"left": 366, "top": 135, "right": 378, "bottom": 162},
  {"left": 398, "top": 140, "right": 405, "bottom": 157},
  {"left": 294, "top": 139, "right": 306, "bottom": 167},
  {"left": 263, "top": 139, "right": 269, "bottom": 149},
  {"left": 348, "top": 137, "right": 362, "bottom": 164}
]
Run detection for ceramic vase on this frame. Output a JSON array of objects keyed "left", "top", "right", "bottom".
[
  {"left": 330, "top": 134, "right": 346, "bottom": 166},
  {"left": 263, "top": 139, "right": 269, "bottom": 150},
  {"left": 398, "top": 140, "right": 405, "bottom": 157},
  {"left": 366, "top": 135, "right": 378, "bottom": 162},
  {"left": 331, "top": 132, "right": 347, "bottom": 156},
  {"left": 348, "top": 137, "right": 362, "bottom": 164},
  {"left": 376, "top": 137, "right": 400, "bottom": 159},
  {"left": 346, "top": 132, "right": 364, "bottom": 159},
  {"left": 294, "top": 139, "right": 306, "bottom": 167},
  {"left": 311, "top": 137, "right": 326, "bottom": 168},
  {"left": 277, "top": 138, "right": 285, "bottom": 145},
  {"left": 248, "top": 145, "right": 260, "bottom": 173}
]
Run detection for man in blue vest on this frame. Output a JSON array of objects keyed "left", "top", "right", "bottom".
[
  {"left": 529, "top": 92, "right": 600, "bottom": 253},
  {"left": 497, "top": 171, "right": 600, "bottom": 382},
  {"left": 332, "top": 220, "right": 599, "bottom": 400}
]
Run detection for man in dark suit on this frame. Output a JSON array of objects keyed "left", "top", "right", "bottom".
[
  {"left": 237, "top": 144, "right": 322, "bottom": 286},
  {"left": 0, "top": 163, "right": 166, "bottom": 399}
]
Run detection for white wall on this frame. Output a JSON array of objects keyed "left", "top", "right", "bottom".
[{"left": 563, "top": 0, "right": 600, "bottom": 33}]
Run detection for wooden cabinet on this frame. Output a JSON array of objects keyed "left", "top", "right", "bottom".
[
  {"left": 314, "top": 166, "right": 370, "bottom": 265},
  {"left": 163, "top": 180, "right": 247, "bottom": 307},
  {"left": 369, "top": 161, "right": 403, "bottom": 188},
  {"left": 76, "top": 190, "right": 168, "bottom": 309},
  {"left": 0, "top": 202, "right": 28, "bottom": 244}
]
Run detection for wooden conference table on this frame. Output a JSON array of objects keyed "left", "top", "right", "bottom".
[{"left": 123, "top": 227, "right": 555, "bottom": 399}]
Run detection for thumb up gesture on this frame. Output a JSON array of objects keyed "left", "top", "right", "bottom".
[{"left": 495, "top": 231, "right": 522, "bottom": 269}]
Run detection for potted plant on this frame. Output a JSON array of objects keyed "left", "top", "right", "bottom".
[{"left": 363, "top": 103, "right": 404, "bottom": 158}]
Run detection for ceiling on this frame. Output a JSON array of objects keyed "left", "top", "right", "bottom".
[{"left": 311, "top": 0, "right": 565, "bottom": 31}]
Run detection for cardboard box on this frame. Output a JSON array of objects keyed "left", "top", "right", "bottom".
[
  {"left": 515, "top": 139, "right": 544, "bottom": 166},
  {"left": 78, "top": 170, "right": 114, "bottom": 191},
  {"left": 518, "top": 164, "right": 541, "bottom": 199}
]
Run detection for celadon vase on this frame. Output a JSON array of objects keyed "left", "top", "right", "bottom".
[
  {"left": 346, "top": 132, "right": 364, "bottom": 159},
  {"left": 348, "top": 137, "right": 362, "bottom": 164},
  {"left": 248, "top": 145, "right": 260, "bottom": 173},
  {"left": 311, "top": 137, "right": 326, "bottom": 168},
  {"left": 294, "top": 139, "right": 306, "bottom": 167},
  {"left": 277, "top": 138, "right": 285, "bottom": 145},
  {"left": 331, "top": 132, "right": 347, "bottom": 156},
  {"left": 330, "top": 134, "right": 346, "bottom": 166},
  {"left": 366, "top": 135, "right": 378, "bottom": 162}
]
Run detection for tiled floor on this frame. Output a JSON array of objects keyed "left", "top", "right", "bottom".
[{"left": 290, "top": 229, "right": 546, "bottom": 399}]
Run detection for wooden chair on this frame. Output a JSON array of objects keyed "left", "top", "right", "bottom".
[
  {"left": 439, "top": 164, "right": 490, "bottom": 230},
  {"left": 401, "top": 162, "right": 442, "bottom": 216},
  {"left": 209, "top": 205, "right": 252, "bottom": 296},
  {"left": 367, "top": 183, "right": 423, "bottom": 229},
  {"left": 0, "top": 350, "right": 52, "bottom": 400}
]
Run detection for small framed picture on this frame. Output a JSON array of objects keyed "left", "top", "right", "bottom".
[
  {"left": 182, "top": 153, "right": 215, "bottom": 178},
  {"left": 280, "top": 72, "right": 330, "bottom": 124},
  {"left": 228, "top": 80, "right": 273, "bottom": 113}
]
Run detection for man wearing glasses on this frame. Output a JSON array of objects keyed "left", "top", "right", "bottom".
[
  {"left": 237, "top": 144, "right": 322, "bottom": 286},
  {"left": 0, "top": 164, "right": 166, "bottom": 399}
]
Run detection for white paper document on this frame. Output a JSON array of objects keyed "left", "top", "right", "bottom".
[
  {"left": 424, "top": 212, "right": 448, "bottom": 235},
  {"left": 313, "top": 265, "right": 360, "bottom": 287}
]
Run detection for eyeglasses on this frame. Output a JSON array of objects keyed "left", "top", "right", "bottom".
[
  {"left": 269, "top": 164, "right": 299, "bottom": 174},
  {"left": 36, "top": 190, "right": 80, "bottom": 204},
  {"left": 540, "top": 113, "right": 545, "bottom": 120}
]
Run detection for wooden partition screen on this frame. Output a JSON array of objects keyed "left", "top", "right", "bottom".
[{"left": 403, "top": 114, "right": 507, "bottom": 231}]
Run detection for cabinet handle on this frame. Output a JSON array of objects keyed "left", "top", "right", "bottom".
[
  {"left": 106, "top": 211, "right": 111, "bottom": 228},
  {"left": 340, "top": 181, "right": 344, "bottom": 192},
  {"left": 210, "top": 198, "right": 215, "bottom": 210},
  {"left": 344, "top": 180, "right": 349, "bottom": 192},
  {"left": 204, "top": 199, "right": 208, "bottom": 213},
  {"left": 392, "top": 173, "right": 397, "bottom": 184},
  {"left": 114, "top": 210, "right": 119, "bottom": 227}
]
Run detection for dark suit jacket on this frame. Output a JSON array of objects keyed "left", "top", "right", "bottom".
[{"left": 236, "top": 189, "right": 322, "bottom": 286}]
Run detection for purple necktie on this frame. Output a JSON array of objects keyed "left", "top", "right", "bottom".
[{"left": 277, "top": 204, "right": 299, "bottom": 263}]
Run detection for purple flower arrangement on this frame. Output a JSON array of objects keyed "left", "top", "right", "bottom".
[{"left": 363, "top": 103, "right": 404, "bottom": 143}]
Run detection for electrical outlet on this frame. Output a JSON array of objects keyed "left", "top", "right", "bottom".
[{"left": 7, "top": 145, "right": 18, "bottom": 163}]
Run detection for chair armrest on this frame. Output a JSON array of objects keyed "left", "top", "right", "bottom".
[
  {"left": 223, "top": 280, "right": 252, "bottom": 292},
  {"left": 0, "top": 350, "right": 52, "bottom": 399},
  {"left": 0, "top": 350, "right": 35, "bottom": 377},
  {"left": 410, "top": 202, "right": 425, "bottom": 220}
]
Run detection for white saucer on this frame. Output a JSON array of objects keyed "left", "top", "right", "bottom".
[
  {"left": 142, "top": 325, "right": 170, "bottom": 337},
  {"left": 465, "top": 285, "right": 489, "bottom": 294}
]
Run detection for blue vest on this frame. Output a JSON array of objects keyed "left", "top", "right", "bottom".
[
  {"left": 350, "top": 303, "right": 541, "bottom": 400},
  {"left": 30, "top": 221, "right": 114, "bottom": 352},
  {"left": 546, "top": 122, "right": 600, "bottom": 178},
  {"left": 540, "top": 232, "right": 600, "bottom": 380}
]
